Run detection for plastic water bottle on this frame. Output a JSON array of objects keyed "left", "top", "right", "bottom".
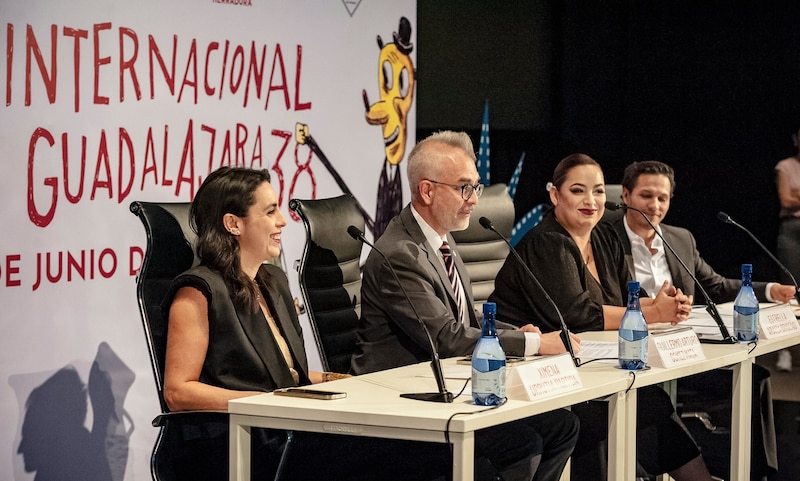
[
  {"left": 734, "top": 263, "right": 759, "bottom": 342},
  {"left": 619, "top": 281, "right": 648, "bottom": 370},
  {"left": 472, "top": 302, "right": 506, "bottom": 405}
]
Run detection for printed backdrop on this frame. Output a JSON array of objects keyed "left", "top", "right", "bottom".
[{"left": 0, "top": 1, "right": 415, "bottom": 479}]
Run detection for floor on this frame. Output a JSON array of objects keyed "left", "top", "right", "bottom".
[{"left": 757, "top": 346, "right": 800, "bottom": 481}]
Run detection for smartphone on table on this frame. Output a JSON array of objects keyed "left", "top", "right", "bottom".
[{"left": 273, "top": 388, "right": 347, "bottom": 400}]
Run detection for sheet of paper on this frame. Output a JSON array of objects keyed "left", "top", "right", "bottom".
[{"left": 577, "top": 340, "right": 619, "bottom": 364}]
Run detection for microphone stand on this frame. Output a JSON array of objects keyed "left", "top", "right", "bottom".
[
  {"left": 717, "top": 211, "right": 800, "bottom": 305},
  {"left": 478, "top": 217, "right": 581, "bottom": 367},
  {"left": 347, "top": 226, "right": 454, "bottom": 403},
  {"left": 605, "top": 202, "right": 737, "bottom": 344}
]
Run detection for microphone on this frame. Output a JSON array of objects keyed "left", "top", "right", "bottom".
[
  {"left": 478, "top": 216, "right": 581, "bottom": 367},
  {"left": 605, "top": 202, "right": 736, "bottom": 344},
  {"left": 347, "top": 226, "right": 454, "bottom": 403},
  {"left": 717, "top": 211, "right": 800, "bottom": 304}
]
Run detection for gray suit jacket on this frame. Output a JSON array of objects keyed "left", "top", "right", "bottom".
[
  {"left": 351, "top": 205, "right": 527, "bottom": 374},
  {"left": 610, "top": 217, "right": 769, "bottom": 303}
]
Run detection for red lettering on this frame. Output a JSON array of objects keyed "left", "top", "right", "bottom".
[
  {"left": 175, "top": 120, "right": 196, "bottom": 198},
  {"left": 177, "top": 39, "right": 198, "bottom": 104},
  {"left": 294, "top": 45, "right": 310, "bottom": 111},
  {"left": 250, "top": 126, "right": 263, "bottom": 169},
  {"left": 93, "top": 22, "right": 111, "bottom": 105},
  {"left": 270, "top": 129, "right": 291, "bottom": 205},
  {"left": 62, "top": 132, "right": 87, "bottom": 204},
  {"left": 235, "top": 123, "right": 247, "bottom": 165},
  {"left": 98, "top": 248, "right": 117, "bottom": 278},
  {"left": 141, "top": 127, "right": 160, "bottom": 188},
  {"left": 28, "top": 128, "right": 58, "bottom": 227},
  {"left": 5, "top": 254, "right": 21, "bottom": 287},
  {"left": 229, "top": 44, "right": 244, "bottom": 94},
  {"left": 118, "top": 128, "right": 135, "bottom": 202},
  {"left": 244, "top": 42, "right": 266, "bottom": 108},
  {"left": 266, "top": 44, "right": 289, "bottom": 110},
  {"left": 119, "top": 27, "right": 142, "bottom": 102},
  {"left": 149, "top": 34, "right": 177, "bottom": 98},
  {"left": 5, "top": 23, "right": 12, "bottom": 106},
  {"left": 204, "top": 42, "right": 219, "bottom": 96},
  {"left": 91, "top": 130, "right": 113, "bottom": 199},
  {"left": 63, "top": 26, "right": 88, "bottom": 112},
  {"left": 26, "top": 24, "right": 58, "bottom": 105},
  {"left": 218, "top": 40, "right": 230, "bottom": 100},
  {"left": 129, "top": 246, "right": 143, "bottom": 276},
  {"left": 201, "top": 124, "right": 217, "bottom": 172}
]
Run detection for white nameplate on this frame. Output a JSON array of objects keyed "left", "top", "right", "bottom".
[
  {"left": 647, "top": 327, "right": 705, "bottom": 368},
  {"left": 506, "top": 353, "right": 582, "bottom": 401},
  {"left": 759, "top": 304, "right": 800, "bottom": 339}
]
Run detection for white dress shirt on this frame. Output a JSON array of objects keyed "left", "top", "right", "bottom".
[{"left": 623, "top": 216, "right": 673, "bottom": 298}]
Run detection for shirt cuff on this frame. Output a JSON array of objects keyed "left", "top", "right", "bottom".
[
  {"left": 765, "top": 282, "right": 777, "bottom": 302},
  {"left": 523, "top": 332, "right": 541, "bottom": 356}
]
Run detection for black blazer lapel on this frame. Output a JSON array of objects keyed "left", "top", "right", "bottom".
[{"left": 236, "top": 305, "right": 296, "bottom": 387}]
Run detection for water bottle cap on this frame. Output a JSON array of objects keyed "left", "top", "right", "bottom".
[
  {"left": 483, "top": 302, "right": 497, "bottom": 315},
  {"left": 627, "top": 280, "right": 640, "bottom": 292},
  {"left": 741, "top": 263, "right": 752, "bottom": 274}
]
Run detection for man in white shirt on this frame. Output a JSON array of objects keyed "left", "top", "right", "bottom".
[
  {"left": 610, "top": 160, "right": 796, "bottom": 305},
  {"left": 609, "top": 159, "right": 795, "bottom": 479}
]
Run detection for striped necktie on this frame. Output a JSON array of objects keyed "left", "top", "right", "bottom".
[{"left": 440, "top": 241, "right": 466, "bottom": 324}]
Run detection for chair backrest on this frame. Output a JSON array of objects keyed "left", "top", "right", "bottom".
[
  {"left": 130, "top": 201, "right": 197, "bottom": 413},
  {"left": 289, "top": 194, "right": 364, "bottom": 373},
  {"left": 602, "top": 183, "right": 625, "bottom": 223},
  {"left": 451, "top": 183, "right": 515, "bottom": 310}
]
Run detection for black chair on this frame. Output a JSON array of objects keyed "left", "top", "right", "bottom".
[
  {"left": 289, "top": 194, "right": 364, "bottom": 374},
  {"left": 450, "top": 183, "right": 515, "bottom": 311},
  {"left": 602, "top": 183, "right": 625, "bottom": 223},
  {"left": 130, "top": 201, "right": 292, "bottom": 481}
]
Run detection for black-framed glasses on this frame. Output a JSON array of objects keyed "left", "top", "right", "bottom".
[{"left": 427, "top": 179, "right": 484, "bottom": 200}]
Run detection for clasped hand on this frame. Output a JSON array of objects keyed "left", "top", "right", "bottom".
[{"left": 650, "top": 280, "right": 693, "bottom": 325}]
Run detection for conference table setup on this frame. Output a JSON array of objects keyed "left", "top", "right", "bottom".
[{"left": 228, "top": 302, "right": 800, "bottom": 481}]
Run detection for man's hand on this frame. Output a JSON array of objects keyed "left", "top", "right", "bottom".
[
  {"left": 650, "top": 281, "right": 692, "bottom": 324},
  {"left": 770, "top": 284, "right": 798, "bottom": 303},
  {"left": 539, "top": 331, "right": 581, "bottom": 355}
]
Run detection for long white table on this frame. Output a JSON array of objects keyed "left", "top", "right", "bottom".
[
  {"left": 578, "top": 331, "right": 753, "bottom": 480},
  {"left": 228, "top": 302, "right": 799, "bottom": 481},
  {"left": 229, "top": 358, "right": 629, "bottom": 481}
]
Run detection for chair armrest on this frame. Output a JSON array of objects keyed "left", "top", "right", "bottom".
[{"left": 152, "top": 410, "right": 228, "bottom": 427}]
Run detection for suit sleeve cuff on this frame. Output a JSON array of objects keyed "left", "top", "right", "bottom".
[
  {"left": 765, "top": 282, "right": 777, "bottom": 302},
  {"left": 523, "top": 332, "right": 541, "bottom": 356}
]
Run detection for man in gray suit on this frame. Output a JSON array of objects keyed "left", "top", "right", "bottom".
[
  {"left": 351, "top": 130, "right": 580, "bottom": 481},
  {"left": 610, "top": 160, "right": 796, "bottom": 304},
  {"left": 611, "top": 159, "right": 795, "bottom": 479}
]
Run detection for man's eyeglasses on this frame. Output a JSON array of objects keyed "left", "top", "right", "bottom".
[{"left": 427, "top": 180, "right": 484, "bottom": 200}]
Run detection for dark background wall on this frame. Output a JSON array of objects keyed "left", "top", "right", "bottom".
[{"left": 417, "top": 0, "right": 800, "bottom": 282}]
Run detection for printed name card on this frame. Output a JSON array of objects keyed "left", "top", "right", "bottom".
[
  {"left": 506, "top": 353, "right": 582, "bottom": 401},
  {"left": 647, "top": 327, "right": 705, "bottom": 368},
  {"left": 759, "top": 304, "right": 800, "bottom": 339}
]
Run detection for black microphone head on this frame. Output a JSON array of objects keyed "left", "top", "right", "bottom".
[
  {"left": 479, "top": 216, "right": 494, "bottom": 230},
  {"left": 604, "top": 201, "right": 623, "bottom": 211},
  {"left": 716, "top": 212, "right": 732, "bottom": 224},
  {"left": 346, "top": 225, "right": 363, "bottom": 241}
]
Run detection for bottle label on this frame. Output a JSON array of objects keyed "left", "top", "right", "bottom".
[{"left": 472, "top": 365, "right": 506, "bottom": 397}]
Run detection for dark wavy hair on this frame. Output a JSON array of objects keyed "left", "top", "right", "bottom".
[{"left": 190, "top": 166, "right": 272, "bottom": 311}]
